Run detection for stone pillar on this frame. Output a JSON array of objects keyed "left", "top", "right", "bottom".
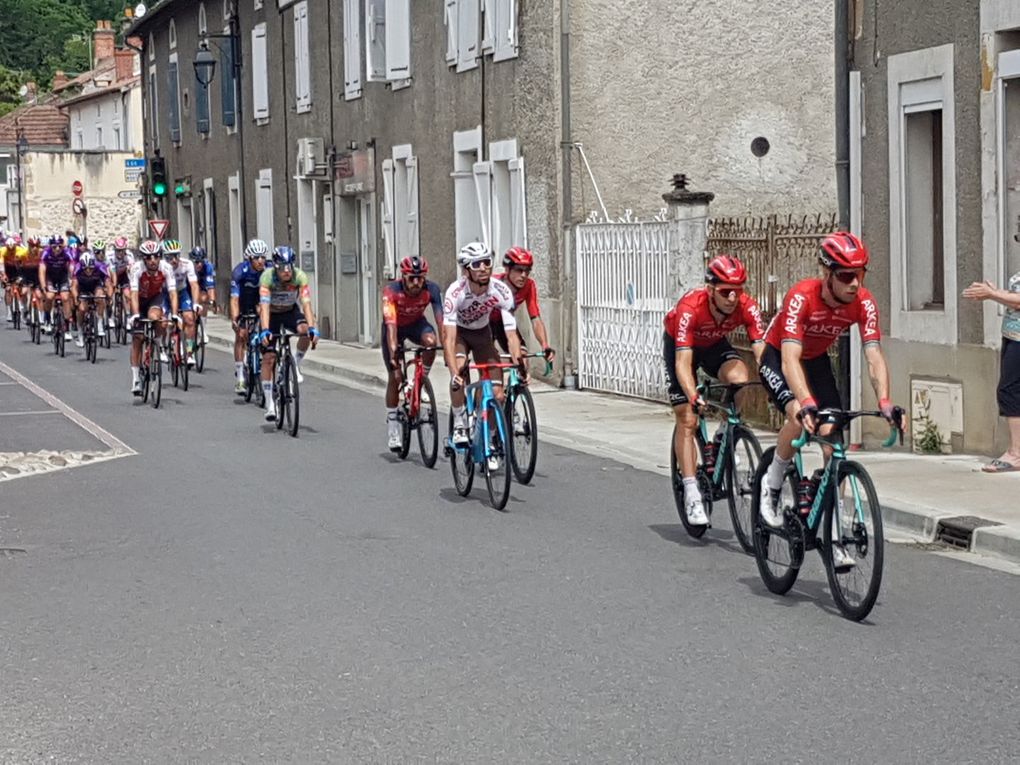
[{"left": 662, "top": 174, "right": 714, "bottom": 300}]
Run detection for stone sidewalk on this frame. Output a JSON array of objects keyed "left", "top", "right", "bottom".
[{"left": 203, "top": 316, "right": 1020, "bottom": 568}]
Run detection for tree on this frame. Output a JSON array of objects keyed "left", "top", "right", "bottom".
[
  {"left": 0, "top": 0, "right": 90, "bottom": 75},
  {"left": 0, "top": 64, "right": 22, "bottom": 117}
]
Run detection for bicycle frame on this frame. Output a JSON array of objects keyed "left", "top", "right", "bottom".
[{"left": 456, "top": 363, "right": 512, "bottom": 465}]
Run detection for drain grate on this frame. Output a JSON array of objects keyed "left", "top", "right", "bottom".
[
  {"left": 0, "top": 547, "right": 27, "bottom": 558},
  {"left": 935, "top": 516, "right": 1002, "bottom": 550}
]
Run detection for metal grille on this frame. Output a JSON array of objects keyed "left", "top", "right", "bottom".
[{"left": 576, "top": 220, "right": 673, "bottom": 400}]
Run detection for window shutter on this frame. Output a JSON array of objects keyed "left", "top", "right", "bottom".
[
  {"left": 481, "top": 0, "right": 494, "bottom": 54},
  {"left": 405, "top": 156, "right": 419, "bottom": 258},
  {"left": 493, "top": 0, "right": 518, "bottom": 62},
  {"left": 251, "top": 24, "right": 269, "bottom": 120},
  {"left": 457, "top": 0, "right": 480, "bottom": 72},
  {"left": 220, "top": 35, "right": 236, "bottom": 126},
  {"left": 444, "top": 0, "right": 458, "bottom": 66},
  {"left": 365, "top": 0, "right": 387, "bottom": 83},
  {"left": 294, "top": 2, "right": 311, "bottom": 111},
  {"left": 509, "top": 156, "right": 527, "bottom": 247},
  {"left": 167, "top": 60, "right": 181, "bottom": 142},
  {"left": 196, "top": 74, "right": 210, "bottom": 134},
  {"left": 385, "top": 0, "right": 410, "bottom": 81},
  {"left": 256, "top": 171, "right": 274, "bottom": 245},
  {"left": 343, "top": 0, "right": 362, "bottom": 99},
  {"left": 381, "top": 159, "right": 396, "bottom": 273},
  {"left": 472, "top": 160, "right": 492, "bottom": 251}
]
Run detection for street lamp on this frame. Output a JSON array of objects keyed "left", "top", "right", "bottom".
[
  {"left": 15, "top": 127, "right": 28, "bottom": 233},
  {"left": 193, "top": 40, "right": 216, "bottom": 87}
]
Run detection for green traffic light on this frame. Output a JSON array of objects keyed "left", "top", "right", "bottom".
[
  {"left": 174, "top": 183, "right": 185, "bottom": 195},
  {"left": 153, "top": 182, "right": 167, "bottom": 196}
]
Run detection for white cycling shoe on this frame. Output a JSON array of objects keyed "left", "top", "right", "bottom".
[
  {"left": 758, "top": 482, "right": 783, "bottom": 528},
  {"left": 831, "top": 543, "right": 856, "bottom": 570},
  {"left": 387, "top": 419, "right": 402, "bottom": 451},
  {"left": 264, "top": 402, "right": 277, "bottom": 422},
  {"left": 684, "top": 495, "right": 709, "bottom": 526}
]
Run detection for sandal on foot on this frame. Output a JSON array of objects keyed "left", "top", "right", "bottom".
[{"left": 981, "top": 458, "right": 1020, "bottom": 473}]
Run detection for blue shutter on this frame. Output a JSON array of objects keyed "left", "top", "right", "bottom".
[
  {"left": 220, "top": 37, "right": 236, "bottom": 127},
  {"left": 167, "top": 60, "right": 181, "bottom": 142},
  {"left": 196, "top": 75, "right": 210, "bottom": 134}
]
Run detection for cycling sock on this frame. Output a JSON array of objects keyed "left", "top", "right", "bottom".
[
  {"left": 682, "top": 476, "right": 701, "bottom": 500},
  {"left": 295, "top": 350, "right": 306, "bottom": 365},
  {"left": 130, "top": 366, "right": 139, "bottom": 383},
  {"left": 262, "top": 380, "right": 273, "bottom": 400},
  {"left": 766, "top": 455, "right": 792, "bottom": 491},
  {"left": 386, "top": 407, "right": 398, "bottom": 421},
  {"left": 235, "top": 362, "right": 244, "bottom": 380},
  {"left": 453, "top": 405, "right": 467, "bottom": 428}
]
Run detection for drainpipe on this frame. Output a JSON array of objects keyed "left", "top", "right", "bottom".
[
  {"left": 559, "top": 0, "right": 577, "bottom": 388},
  {"left": 835, "top": 0, "right": 852, "bottom": 410},
  {"left": 277, "top": 5, "right": 293, "bottom": 241},
  {"left": 231, "top": 14, "right": 250, "bottom": 242}
]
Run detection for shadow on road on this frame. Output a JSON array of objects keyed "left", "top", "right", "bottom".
[{"left": 648, "top": 523, "right": 748, "bottom": 558}]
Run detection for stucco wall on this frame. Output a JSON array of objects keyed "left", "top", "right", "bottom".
[
  {"left": 22, "top": 151, "right": 143, "bottom": 242},
  {"left": 68, "top": 86, "right": 144, "bottom": 152},
  {"left": 569, "top": 0, "right": 838, "bottom": 218}
]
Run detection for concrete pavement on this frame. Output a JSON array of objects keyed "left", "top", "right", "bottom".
[{"left": 204, "top": 316, "right": 1020, "bottom": 568}]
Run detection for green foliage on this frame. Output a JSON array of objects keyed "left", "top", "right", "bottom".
[
  {"left": 0, "top": 63, "right": 22, "bottom": 116},
  {"left": 915, "top": 414, "right": 944, "bottom": 455}
]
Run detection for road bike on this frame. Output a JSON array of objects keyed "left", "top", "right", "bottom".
[
  {"left": 8, "top": 279, "right": 21, "bottom": 330},
  {"left": 113, "top": 291, "right": 129, "bottom": 345},
  {"left": 270, "top": 328, "right": 300, "bottom": 437},
  {"left": 750, "top": 407, "right": 903, "bottom": 621},
  {"left": 239, "top": 314, "right": 264, "bottom": 405},
  {"left": 193, "top": 309, "right": 208, "bottom": 373},
  {"left": 166, "top": 317, "right": 189, "bottom": 391},
  {"left": 136, "top": 318, "right": 163, "bottom": 409},
  {"left": 395, "top": 344, "right": 441, "bottom": 468},
  {"left": 500, "top": 352, "right": 551, "bottom": 485},
  {"left": 670, "top": 381, "right": 762, "bottom": 551},
  {"left": 28, "top": 295, "right": 42, "bottom": 345},
  {"left": 51, "top": 297, "right": 67, "bottom": 357},
  {"left": 78, "top": 294, "right": 101, "bottom": 364},
  {"left": 444, "top": 361, "right": 514, "bottom": 511}
]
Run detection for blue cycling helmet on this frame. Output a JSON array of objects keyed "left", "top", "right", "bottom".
[
  {"left": 272, "top": 246, "right": 296, "bottom": 268},
  {"left": 188, "top": 246, "right": 207, "bottom": 261}
]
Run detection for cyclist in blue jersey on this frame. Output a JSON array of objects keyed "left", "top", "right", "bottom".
[{"left": 229, "top": 239, "right": 272, "bottom": 394}]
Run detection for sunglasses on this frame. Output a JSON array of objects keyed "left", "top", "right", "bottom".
[
  {"left": 467, "top": 259, "right": 493, "bottom": 271},
  {"left": 405, "top": 275, "right": 425, "bottom": 283},
  {"left": 833, "top": 268, "right": 866, "bottom": 284},
  {"left": 511, "top": 266, "right": 531, "bottom": 275},
  {"left": 715, "top": 287, "right": 743, "bottom": 299},
  {"left": 143, "top": 254, "right": 160, "bottom": 260}
]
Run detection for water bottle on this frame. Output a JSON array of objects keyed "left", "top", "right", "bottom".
[
  {"left": 702, "top": 440, "right": 716, "bottom": 473},
  {"left": 796, "top": 475, "right": 814, "bottom": 515}
]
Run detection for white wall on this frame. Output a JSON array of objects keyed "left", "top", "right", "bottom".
[{"left": 67, "top": 84, "right": 144, "bottom": 153}]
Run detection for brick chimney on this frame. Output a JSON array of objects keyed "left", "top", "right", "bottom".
[
  {"left": 114, "top": 49, "right": 135, "bottom": 83},
  {"left": 93, "top": 20, "right": 116, "bottom": 66},
  {"left": 52, "top": 71, "right": 69, "bottom": 90}
]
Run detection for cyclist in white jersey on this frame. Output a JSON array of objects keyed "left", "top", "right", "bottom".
[{"left": 442, "top": 242, "right": 523, "bottom": 445}]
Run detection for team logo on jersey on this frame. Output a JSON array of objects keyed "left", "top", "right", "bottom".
[{"left": 784, "top": 293, "right": 806, "bottom": 335}]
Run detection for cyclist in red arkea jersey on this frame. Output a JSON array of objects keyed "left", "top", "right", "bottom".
[
  {"left": 757, "top": 232, "right": 903, "bottom": 554},
  {"left": 663, "top": 255, "right": 765, "bottom": 525},
  {"left": 491, "top": 247, "right": 555, "bottom": 363}
]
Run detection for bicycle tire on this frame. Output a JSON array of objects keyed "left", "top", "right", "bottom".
[
  {"left": 244, "top": 350, "right": 256, "bottom": 402},
  {"left": 506, "top": 386, "right": 539, "bottom": 484},
  {"left": 670, "top": 425, "right": 709, "bottom": 538},
  {"left": 141, "top": 341, "right": 151, "bottom": 403},
  {"left": 32, "top": 309, "right": 41, "bottom": 344},
  {"left": 417, "top": 377, "right": 439, "bottom": 468},
  {"left": 751, "top": 447, "right": 802, "bottom": 595},
  {"left": 12, "top": 303, "right": 19, "bottom": 330},
  {"left": 180, "top": 338, "right": 190, "bottom": 392},
  {"left": 286, "top": 354, "right": 300, "bottom": 437},
  {"left": 726, "top": 426, "right": 762, "bottom": 554},
  {"left": 397, "top": 409, "right": 412, "bottom": 459},
  {"left": 254, "top": 351, "right": 266, "bottom": 407},
  {"left": 823, "top": 461, "right": 884, "bottom": 622},
  {"left": 151, "top": 352, "right": 162, "bottom": 409},
  {"left": 275, "top": 356, "right": 287, "bottom": 431},
  {"left": 449, "top": 410, "right": 474, "bottom": 497},
  {"left": 484, "top": 401, "right": 512, "bottom": 511},
  {"left": 195, "top": 317, "right": 206, "bottom": 373}
]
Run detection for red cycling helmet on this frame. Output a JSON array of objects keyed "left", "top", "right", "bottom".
[
  {"left": 819, "top": 231, "right": 869, "bottom": 270},
  {"left": 705, "top": 254, "right": 747, "bottom": 285},
  {"left": 503, "top": 246, "right": 534, "bottom": 268},
  {"left": 399, "top": 256, "right": 428, "bottom": 276}
]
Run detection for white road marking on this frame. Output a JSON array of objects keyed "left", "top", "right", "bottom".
[
  {"left": 0, "top": 360, "right": 135, "bottom": 455},
  {"left": 0, "top": 410, "right": 61, "bottom": 416}
]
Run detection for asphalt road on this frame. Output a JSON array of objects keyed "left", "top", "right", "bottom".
[{"left": 1, "top": 326, "right": 1018, "bottom": 763}]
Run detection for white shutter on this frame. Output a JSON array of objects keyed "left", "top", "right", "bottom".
[
  {"left": 493, "top": 0, "right": 518, "bottom": 62},
  {"left": 481, "top": 0, "right": 494, "bottom": 54},
  {"left": 251, "top": 24, "right": 269, "bottom": 120},
  {"left": 385, "top": 0, "right": 410, "bottom": 81},
  {"left": 294, "top": 2, "right": 311, "bottom": 111},
  {"left": 381, "top": 159, "right": 396, "bottom": 273},
  {"left": 457, "top": 0, "right": 480, "bottom": 72},
  {"left": 256, "top": 170, "right": 274, "bottom": 245},
  {"left": 509, "top": 156, "right": 527, "bottom": 248},
  {"left": 444, "top": 0, "right": 458, "bottom": 65},
  {"left": 365, "top": 0, "right": 387, "bottom": 82},
  {"left": 343, "top": 0, "right": 362, "bottom": 99},
  {"left": 472, "top": 160, "right": 492, "bottom": 251},
  {"left": 405, "top": 156, "right": 419, "bottom": 258}
]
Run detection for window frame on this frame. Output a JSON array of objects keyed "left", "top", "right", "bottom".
[{"left": 251, "top": 22, "right": 270, "bottom": 124}]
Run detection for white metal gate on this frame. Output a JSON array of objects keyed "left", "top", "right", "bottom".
[{"left": 576, "top": 220, "right": 673, "bottom": 400}]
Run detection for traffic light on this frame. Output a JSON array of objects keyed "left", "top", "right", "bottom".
[
  {"left": 174, "top": 177, "right": 191, "bottom": 198},
  {"left": 150, "top": 156, "right": 168, "bottom": 198}
]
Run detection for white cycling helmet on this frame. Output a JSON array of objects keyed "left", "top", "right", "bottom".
[
  {"left": 456, "top": 241, "right": 492, "bottom": 268},
  {"left": 244, "top": 238, "right": 269, "bottom": 260}
]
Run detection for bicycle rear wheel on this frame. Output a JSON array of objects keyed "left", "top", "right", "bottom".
[
  {"left": 751, "top": 447, "right": 802, "bottom": 595},
  {"left": 12, "top": 303, "right": 19, "bottom": 330},
  {"left": 416, "top": 377, "right": 439, "bottom": 468},
  {"left": 484, "top": 402, "right": 512, "bottom": 511},
  {"left": 448, "top": 410, "right": 474, "bottom": 497},
  {"left": 726, "top": 426, "right": 762, "bottom": 554},
  {"left": 506, "top": 386, "right": 538, "bottom": 484},
  {"left": 824, "top": 461, "right": 884, "bottom": 622}
]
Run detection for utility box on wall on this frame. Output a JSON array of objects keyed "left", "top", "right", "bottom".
[{"left": 910, "top": 378, "right": 963, "bottom": 454}]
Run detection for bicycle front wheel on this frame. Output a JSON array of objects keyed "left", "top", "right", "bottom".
[
  {"left": 751, "top": 447, "right": 801, "bottom": 595},
  {"left": 416, "top": 377, "right": 439, "bottom": 468},
  {"left": 824, "top": 461, "right": 884, "bottom": 622},
  {"left": 285, "top": 355, "right": 300, "bottom": 437},
  {"left": 195, "top": 317, "right": 206, "bottom": 373},
  {"left": 506, "top": 386, "right": 538, "bottom": 484},
  {"left": 726, "top": 426, "right": 762, "bottom": 554},
  {"left": 12, "top": 304, "right": 19, "bottom": 330},
  {"left": 449, "top": 410, "right": 474, "bottom": 497},
  {"left": 151, "top": 352, "right": 162, "bottom": 409},
  {"left": 484, "top": 402, "right": 512, "bottom": 511}
]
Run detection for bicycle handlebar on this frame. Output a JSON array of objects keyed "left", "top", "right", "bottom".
[
  {"left": 791, "top": 408, "right": 905, "bottom": 450},
  {"left": 499, "top": 352, "right": 553, "bottom": 376}
]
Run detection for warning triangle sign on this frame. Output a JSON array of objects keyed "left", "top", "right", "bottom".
[{"left": 149, "top": 219, "right": 170, "bottom": 240}]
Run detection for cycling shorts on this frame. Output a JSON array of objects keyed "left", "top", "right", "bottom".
[
  {"left": 758, "top": 342, "right": 842, "bottom": 412},
  {"left": 138, "top": 293, "right": 164, "bottom": 317},
  {"left": 492, "top": 323, "right": 527, "bottom": 355},
  {"left": 381, "top": 318, "right": 436, "bottom": 367},
  {"left": 452, "top": 325, "right": 501, "bottom": 381},
  {"left": 46, "top": 280, "right": 71, "bottom": 293},
  {"left": 662, "top": 332, "right": 742, "bottom": 406},
  {"left": 998, "top": 338, "right": 1020, "bottom": 417},
  {"left": 266, "top": 305, "right": 307, "bottom": 338}
]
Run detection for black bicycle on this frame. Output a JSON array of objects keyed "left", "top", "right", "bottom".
[
  {"left": 51, "top": 297, "right": 67, "bottom": 357},
  {"left": 239, "top": 314, "right": 264, "bottom": 405},
  {"left": 271, "top": 328, "right": 300, "bottom": 437},
  {"left": 194, "top": 310, "right": 208, "bottom": 373},
  {"left": 136, "top": 318, "right": 163, "bottom": 409},
  {"left": 750, "top": 407, "right": 903, "bottom": 621},
  {"left": 78, "top": 294, "right": 101, "bottom": 364},
  {"left": 113, "top": 291, "right": 129, "bottom": 345},
  {"left": 670, "top": 381, "right": 762, "bottom": 551}
]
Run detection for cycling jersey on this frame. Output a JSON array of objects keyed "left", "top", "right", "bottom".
[
  {"left": 664, "top": 287, "right": 764, "bottom": 350},
  {"left": 111, "top": 252, "right": 136, "bottom": 273},
  {"left": 382, "top": 280, "right": 443, "bottom": 327},
  {"left": 2, "top": 246, "right": 27, "bottom": 279},
  {"left": 490, "top": 273, "right": 541, "bottom": 326},
  {"left": 129, "top": 261, "right": 177, "bottom": 299},
  {"left": 259, "top": 267, "right": 311, "bottom": 311},
  {"left": 443, "top": 277, "right": 516, "bottom": 331},
  {"left": 193, "top": 258, "right": 216, "bottom": 290},
  {"left": 166, "top": 258, "right": 198, "bottom": 292},
  {"left": 41, "top": 247, "right": 73, "bottom": 281},
  {"left": 764, "top": 278, "right": 880, "bottom": 359},
  {"left": 73, "top": 263, "right": 109, "bottom": 294}
]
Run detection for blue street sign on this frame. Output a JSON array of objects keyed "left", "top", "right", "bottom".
[{"left": 125, "top": 158, "right": 147, "bottom": 168}]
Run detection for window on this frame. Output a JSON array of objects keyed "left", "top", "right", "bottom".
[
  {"left": 887, "top": 44, "right": 957, "bottom": 343},
  {"left": 343, "top": 0, "right": 362, "bottom": 99},
  {"left": 381, "top": 144, "right": 419, "bottom": 278},
  {"left": 451, "top": 127, "right": 485, "bottom": 249},
  {"left": 113, "top": 125, "right": 121, "bottom": 149},
  {"left": 256, "top": 168, "right": 274, "bottom": 245},
  {"left": 294, "top": 2, "right": 311, "bottom": 112},
  {"left": 169, "top": 19, "right": 177, "bottom": 50},
  {"left": 447, "top": 0, "right": 518, "bottom": 72},
  {"left": 168, "top": 53, "right": 182, "bottom": 143},
  {"left": 251, "top": 23, "right": 269, "bottom": 122},
  {"left": 488, "top": 139, "right": 528, "bottom": 254},
  {"left": 148, "top": 67, "right": 159, "bottom": 145},
  {"left": 96, "top": 127, "right": 103, "bottom": 148},
  {"left": 75, "top": 130, "right": 83, "bottom": 150},
  {"left": 148, "top": 32, "right": 155, "bottom": 62},
  {"left": 96, "top": 102, "right": 102, "bottom": 118},
  {"left": 344, "top": 0, "right": 410, "bottom": 97},
  {"left": 196, "top": 63, "right": 211, "bottom": 134},
  {"left": 220, "top": 30, "right": 237, "bottom": 128}
]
